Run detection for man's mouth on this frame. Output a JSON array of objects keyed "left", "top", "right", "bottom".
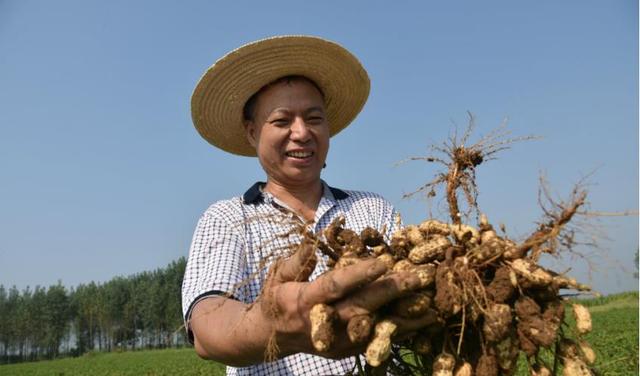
[{"left": 285, "top": 151, "right": 314, "bottom": 159}]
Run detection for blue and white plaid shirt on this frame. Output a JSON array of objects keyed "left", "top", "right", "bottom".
[{"left": 182, "top": 181, "right": 399, "bottom": 376}]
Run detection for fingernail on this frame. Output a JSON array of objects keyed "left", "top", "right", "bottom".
[
  {"left": 367, "top": 260, "right": 387, "bottom": 278},
  {"left": 403, "top": 275, "right": 421, "bottom": 291}
]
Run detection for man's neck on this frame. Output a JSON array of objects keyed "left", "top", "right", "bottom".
[{"left": 263, "top": 180, "right": 323, "bottom": 222}]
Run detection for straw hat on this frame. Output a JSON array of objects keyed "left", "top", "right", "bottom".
[{"left": 191, "top": 35, "right": 370, "bottom": 156}]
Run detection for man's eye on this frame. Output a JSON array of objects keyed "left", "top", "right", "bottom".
[
  {"left": 271, "top": 118, "right": 289, "bottom": 125},
  {"left": 307, "top": 116, "right": 324, "bottom": 123}
]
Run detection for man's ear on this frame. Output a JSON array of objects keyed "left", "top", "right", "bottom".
[{"left": 244, "top": 120, "right": 258, "bottom": 148}]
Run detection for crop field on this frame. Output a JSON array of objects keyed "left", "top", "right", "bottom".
[
  {"left": 572, "top": 292, "right": 638, "bottom": 375},
  {"left": 0, "top": 348, "right": 225, "bottom": 376},
  {"left": 1, "top": 292, "right": 637, "bottom": 376}
]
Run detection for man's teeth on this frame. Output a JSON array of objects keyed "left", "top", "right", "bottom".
[{"left": 286, "top": 151, "right": 313, "bottom": 158}]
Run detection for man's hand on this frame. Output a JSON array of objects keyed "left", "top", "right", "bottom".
[
  {"left": 258, "top": 242, "right": 437, "bottom": 359},
  {"left": 190, "top": 244, "right": 437, "bottom": 366}
]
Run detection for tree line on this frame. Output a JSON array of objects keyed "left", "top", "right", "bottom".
[{"left": 0, "top": 257, "right": 188, "bottom": 364}]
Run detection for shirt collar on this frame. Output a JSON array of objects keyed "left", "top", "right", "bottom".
[{"left": 242, "top": 181, "right": 349, "bottom": 205}]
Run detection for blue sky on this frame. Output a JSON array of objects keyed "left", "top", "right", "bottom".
[{"left": 1, "top": 1, "right": 637, "bottom": 294}]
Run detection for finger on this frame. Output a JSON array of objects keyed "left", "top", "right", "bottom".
[
  {"left": 274, "top": 241, "right": 318, "bottom": 283},
  {"left": 389, "top": 308, "right": 441, "bottom": 335},
  {"left": 335, "top": 272, "right": 422, "bottom": 318},
  {"left": 301, "top": 259, "right": 388, "bottom": 305}
]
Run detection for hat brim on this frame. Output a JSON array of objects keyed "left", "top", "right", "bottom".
[{"left": 191, "top": 35, "right": 370, "bottom": 156}]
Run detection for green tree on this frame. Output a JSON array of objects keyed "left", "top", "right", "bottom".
[
  {"left": 164, "top": 257, "right": 187, "bottom": 347},
  {"left": 4, "top": 286, "right": 20, "bottom": 362},
  {"left": 29, "top": 286, "right": 47, "bottom": 359},
  {"left": 14, "top": 287, "right": 33, "bottom": 361},
  {"left": 44, "top": 283, "right": 70, "bottom": 358},
  {"left": 72, "top": 282, "right": 100, "bottom": 353},
  {"left": 2, "top": 257, "right": 191, "bottom": 363},
  {"left": 0, "top": 285, "right": 8, "bottom": 363}
]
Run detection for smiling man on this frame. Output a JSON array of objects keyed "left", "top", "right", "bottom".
[
  {"left": 181, "top": 36, "right": 433, "bottom": 376},
  {"left": 244, "top": 76, "right": 330, "bottom": 221}
]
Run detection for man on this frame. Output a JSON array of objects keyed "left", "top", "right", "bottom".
[{"left": 182, "top": 35, "right": 433, "bottom": 376}]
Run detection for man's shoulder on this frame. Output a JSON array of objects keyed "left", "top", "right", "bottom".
[{"left": 201, "top": 195, "right": 245, "bottom": 219}]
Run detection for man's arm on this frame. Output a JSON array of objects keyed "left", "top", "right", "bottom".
[
  {"left": 190, "top": 297, "right": 275, "bottom": 366},
  {"left": 189, "top": 245, "right": 437, "bottom": 366}
]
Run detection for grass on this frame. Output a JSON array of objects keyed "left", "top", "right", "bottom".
[
  {"left": 0, "top": 292, "right": 637, "bottom": 375},
  {"left": 574, "top": 293, "right": 638, "bottom": 375},
  {"left": 0, "top": 348, "right": 225, "bottom": 376}
]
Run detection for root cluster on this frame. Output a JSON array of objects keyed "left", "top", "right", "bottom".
[
  {"left": 304, "top": 119, "right": 598, "bottom": 375},
  {"left": 308, "top": 210, "right": 596, "bottom": 375}
]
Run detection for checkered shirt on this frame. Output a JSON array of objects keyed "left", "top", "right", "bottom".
[{"left": 181, "top": 181, "right": 400, "bottom": 376}]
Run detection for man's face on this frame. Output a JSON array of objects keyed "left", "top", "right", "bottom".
[{"left": 245, "top": 78, "right": 329, "bottom": 188}]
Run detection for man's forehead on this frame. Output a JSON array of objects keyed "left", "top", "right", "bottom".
[
  {"left": 243, "top": 75, "right": 326, "bottom": 122},
  {"left": 261, "top": 75, "right": 324, "bottom": 95},
  {"left": 255, "top": 80, "right": 325, "bottom": 112},
  {"left": 259, "top": 77, "right": 323, "bottom": 98}
]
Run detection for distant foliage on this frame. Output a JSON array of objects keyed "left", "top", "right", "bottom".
[
  {"left": 0, "top": 294, "right": 636, "bottom": 375},
  {"left": 570, "top": 291, "right": 638, "bottom": 308},
  {"left": 0, "top": 258, "right": 188, "bottom": 364}
]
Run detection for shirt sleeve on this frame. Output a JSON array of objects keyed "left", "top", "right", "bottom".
[{"left": 181, "top": 207, "right": 248, "bottom": 342}]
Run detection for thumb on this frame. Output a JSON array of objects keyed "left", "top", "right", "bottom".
[{"left": 273, "top": 240, "right": 318, "bottom": 283}]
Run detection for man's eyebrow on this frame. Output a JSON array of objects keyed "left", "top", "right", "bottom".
[
  {"left": 304, "top": 106, "right": 325, "bottom": 115},
  {"left": 267, "top": 107, "right": 325, "bottom": 116},
  {"left": 267, "top": 108, "right": 291, "bottom": 116}
]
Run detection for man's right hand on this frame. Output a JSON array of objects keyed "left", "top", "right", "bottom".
[{"left": 190, "top": 243, "right": 437, "bottom": 366}]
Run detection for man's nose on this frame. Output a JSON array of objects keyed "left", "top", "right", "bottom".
[{"left": 289, "top": 117, "right": 311, "bottom": 142}]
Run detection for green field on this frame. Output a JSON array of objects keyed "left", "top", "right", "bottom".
[
  {"left": 574, "top": 292, "right": 638, "bottom": 375},
  {"left": 0, "top": 348, "right": 226, "bottom": 376},
  {"left": 1, "top": 292, "right": 637, "bottom": 375}
]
